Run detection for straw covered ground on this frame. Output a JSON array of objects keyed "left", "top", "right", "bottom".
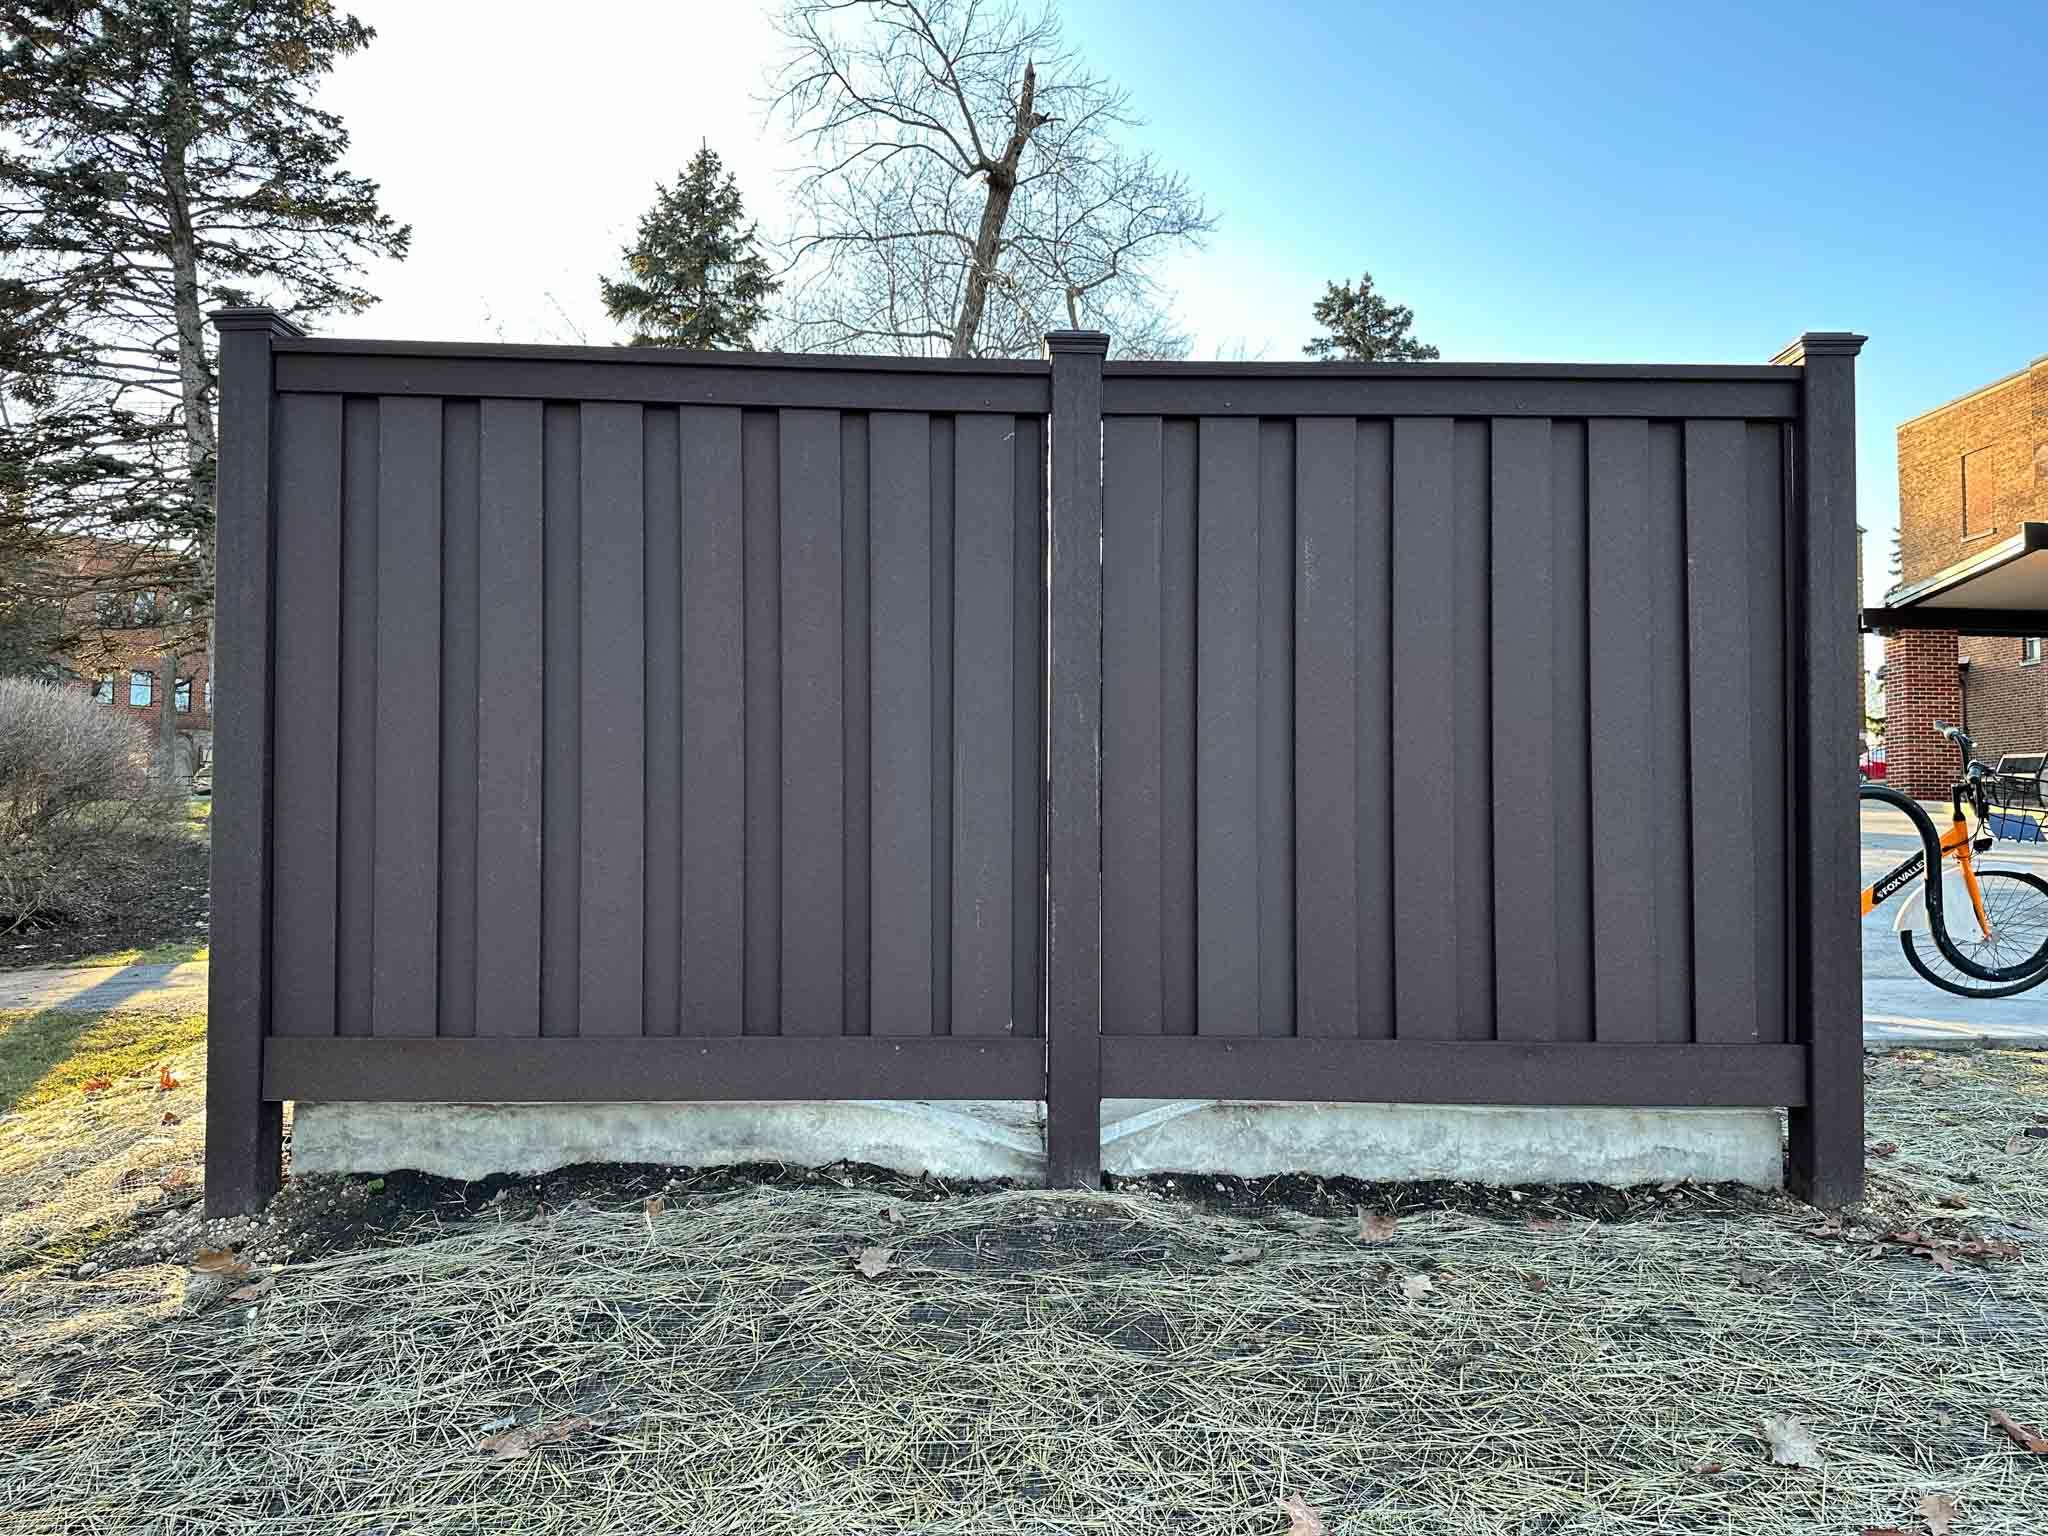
[{"left": 3, "top": 1044, "right": 2047, "bottom": 1535}]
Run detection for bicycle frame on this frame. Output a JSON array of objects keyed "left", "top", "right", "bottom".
[{"left": 1859, "top": 788, "right": 1992, "bottom": 940}]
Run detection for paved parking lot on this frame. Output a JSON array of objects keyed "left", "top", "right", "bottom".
[{"left": 1861, "top": 797, "right": 2048, "bottom": 1048}]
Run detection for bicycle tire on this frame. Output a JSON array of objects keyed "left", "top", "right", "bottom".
[{"left": 1899, "top": 868, "right": 2048, "bottom": 998}]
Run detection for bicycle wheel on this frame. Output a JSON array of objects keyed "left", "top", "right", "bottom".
[{"left": 1900, "top": 868, "right": 2048, "bottom": 998}]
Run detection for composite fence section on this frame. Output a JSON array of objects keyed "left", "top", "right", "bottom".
[{"left": 208, "top": 314, "right": 1864, "bottom": 1215}]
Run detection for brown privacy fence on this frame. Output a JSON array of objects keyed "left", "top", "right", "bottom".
[{"left": 206, "top": 311, "right": 1865, "bottom": 1217}]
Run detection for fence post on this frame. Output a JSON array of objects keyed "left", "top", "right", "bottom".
[
  {"left": 1044, "top": 330, "right": 1109, "bottom": 1188},
  {"left": 205, "top": 306, "right": 301, "bottom": 1217},
  {"left": 1776, "top": 330, "right": 1868, "bottom": 1209}
]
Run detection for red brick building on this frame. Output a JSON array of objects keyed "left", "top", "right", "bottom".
[{"left": 1881, "top": 353, "right": 2048, "bottom": 796}]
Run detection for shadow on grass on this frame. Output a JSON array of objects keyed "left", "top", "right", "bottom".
[{"left": 0, "top": 961, "right": 208, "bottom": 1114}]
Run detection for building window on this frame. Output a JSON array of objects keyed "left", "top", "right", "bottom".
[
  {"left": 92, "top": 673, "right": 115, "bottom": 705},
  {"left": 174, "top": 676, "right": 192, "bottom": 713},
  {"left": 203, "top": 677, "right": 213, "bottom": 713},
  {"left": 1962, "top": 446, "right": 1999, "bottom": 538},
  {"left": 93, "top": 592, "right": 125, "bottom": 628},
  {"left": 130, "top": 590, "right": 161, "bottom": 626},
  {"left": 128, "top": 668, "right": 154, "bottom": 707},
  {"left": 2024, "top": 638, "right": 2042, "bottom": 666}
]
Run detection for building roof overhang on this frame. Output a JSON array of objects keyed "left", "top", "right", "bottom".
[{"left": 1863, "top": 522, "right": 2048, "bottom": 636}]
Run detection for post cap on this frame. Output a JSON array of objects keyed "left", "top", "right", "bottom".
[
  {"left": 210, "top": 306, "right": 307, "bottom": 339},
  {"left": 1043, "top": 329, "right": 1110, "bottom": 357},
  {"left": 1771, "top": 331, "right": 1866, "bottom": 365}
]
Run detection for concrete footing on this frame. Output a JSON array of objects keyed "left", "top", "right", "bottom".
[{"left": 290, "top": 1098, "right": 1785, "bottom": 1189}]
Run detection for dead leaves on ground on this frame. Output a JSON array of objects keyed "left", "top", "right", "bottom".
[
  {"left": 79, "top": 1076, "right": 112, "bottom": 1096},
  {"left": 477, "top": 1415, "right": 596, "bottom": 1460},
  {"left": 156, "top": 1063, "right": 180, "bottom": 1092},
  {"left": 1354, "top": 1210, "right": 1397, "bottom": 1242},
  {"left": 190, "top": 1248, "right": 252, "bottom": 1282},
  {"left": 848, "top": 1245, "right": 896, "bottom": 1279},
  {"left": 1277, "top": 1493, "right": 1327, "bottom": 1536},
  {"left": 1882, "top": 1229, "right": 2021, "bottom": 1272},
  {"left": 1760, "top": 1414, "right": 1825, "bottom": 1470},
  {"left": 1919, "top": 1493, "right": 1958, "bottom": 1536}
]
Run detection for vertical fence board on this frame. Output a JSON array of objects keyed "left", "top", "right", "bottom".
[
  {"left": 371, "top": 397, "right": 442, "bottom": 1037},
  {"left": 680, "top": 408, "right": 747, "bottom": 1035},
  {"left": 271, "top": 394, "right": 343, "bottom": 1039},
  {"left": 1550, "top": 422, "right": 1594, "bottom": 1041},
  {"left": 1196, "top": 417, "right": 1262, "bottom": 1036},
  {"left": 1294, "top": 417, "right": 1357, "bottom": 1039},
  {"left": 742, "top": 410, "right": 780, "bottom": 1036},
  {"left": 577, "top": 405, "right": 647, "bottom": 1036},
  {"left": 1258, "top": 421, "right": 1296, "bottom": 1038},
  {"left": 437, "top": 402, "right": 481, "bottom": 1038},
  {"left": 779, "top": 408, "right": 844, "bottom": 1036},
  {"left": 540, "top": 403, "right": 581, "bottom": 1036},
  {"left": 1588, "top": 419, "right": 1659, "bottom": 1040},
  {"left": 952, "top": 414, "right": 1015, "bottom": 1035},
  {"left": 841, "top": 415, "right": 873, "bottom": 1037},
  {"left": 930, "top": 417, "right": 956, "bottom": 1037},
  {"left": 1355, "top": 421, "right": 1395, "bottom": 1040},
  {"left": 1391, "top": 418, "right": 1457, "bottom": 1039},
  {"left": 1161, "top": 420, "right": 1199, "bottom": 1036},
  {"left": 1452, "top": 421, "right": 1496, "bottom": 1040},
  {"left": 1489, "top": 418, "right": 1556, "bottom": 1041},
  {"left": 475, "top": 399, "right": 544, "bottom": 1037},
  {"left": 1010, "top": 417, "right": 1045, "bottom": 1039},
  {"left": 1687, "top": 419, "right": 1761, "bottom": 1042},
  {"left": 1104, "top": 416, "right": 1165, "bottom": 1035},
  {"left": 335, "top": 398, "right": 379, "bottom": 1037},
  {"left": 1648, "top": 422, "right": 1695, "bottom": 1042},
  {"left": 869, "top": 411, "right": 935, "bottom": 1036},
  {"left": 1748, "top": 423, "right": 1789, "bottom": 1044},
  {"left": 642, "top": 408, "right": 682, "bottom": 1036}
]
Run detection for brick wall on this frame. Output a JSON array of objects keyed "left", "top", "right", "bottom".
[
  {"left": 1883, "top": 627, "right": 1961, "bottom": 798},
  {"left": 1896, "top": 356, "right": 2048, "bottom": 588},
  {"left": 1959, "top": 634, "right": 2048, "bottom": 762}
]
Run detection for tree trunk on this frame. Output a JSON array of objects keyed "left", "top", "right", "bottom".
[
  {"left": 163, "top": 0, "right": 208, "bottom": 789},
  {"left": 949, "top": 62, "right": 1043, "bottom": 358},
  {"left": 159, "top": 649, "right": 185, "bottom": 787}
]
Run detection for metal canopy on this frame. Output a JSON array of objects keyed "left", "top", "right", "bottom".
[{"left": 1863, "top": 522, "right": 2048, "bottom": 635}]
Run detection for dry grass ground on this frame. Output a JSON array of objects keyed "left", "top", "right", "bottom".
[{"left": 2, "top": 1031, "right": 2046, "bottom": 1535}]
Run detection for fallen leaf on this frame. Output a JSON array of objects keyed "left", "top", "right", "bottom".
[
  {"left": 1277, "top": 1493, "right": 1326, "bottom": 1536},
  {"left": 227, "top": 1274, "right": 275, "bottom": 1303},
  {"left": 1355, "top": 1210, "right": 1397, "bottom": 1242},
  {"left": 157, "top": 1064, "right": 179, "bottom": 1092},
  {"left": 1919, "top": 1493, "right": 1957, "bottom": 1536},
  {"left": 1693, "top": 1458, "right": 1723, "bottom": 1475},
  {"left": 1525, "top": 1217, "right": 1566, "bottom": 1232},
  {"left": 1807, "top": 1214, "right": 1845, "bottom": 1239},
  {"left": 478, "top": 1415, "right": 595, "bottom": 1459},
  {"left": 1937, "top": 1194, "right": 1969, "bottom": 1209},
  {"left": 1860, "top": 1527, "right": 1910, "bottom": 1536},
  {"left": 1988, "top": 1406, "right": 2048, "bottom": 1453},
  {"left": 1219, "top": 1245, "right": 1263, "bottom": 1265},
  {"left": 1760, "top": 1414, "right": 1824, "bottom": 1469},
  {"left": 160, "top": 1110, "right": 181, "bottom": 1126},
  {"left": 849, "top": 1245, "right": 896, "bottom": 1279},
  {"left": 1519, "top": 1271, "right": 1551, "bottom": 1293},
  {"left": 642, "top": 1196, "right": 666, "bottom": 1218},
  {"left": 161, "top": 1167, "right": 194, "bottom": 1192},
  {"left": 1870, "top": 1142, "right": 1899, "bottom": 1158},
  {"left": 80, "top": 1076, "right": 112, "bottom": 1095},
  {"left": 1399, "top": 1273, "right": 1434, "bottom": 1302},
  {"left": 1884, "top": 1229, "right": 2020, "bottom": 1270},
  {"left": 190, "top": 1248, "right": 253, "bottom": 1281}
]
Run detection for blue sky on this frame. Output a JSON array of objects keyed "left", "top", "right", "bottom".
[{"left": 324, "top": 0, "right": 2046, "bottom": 603}]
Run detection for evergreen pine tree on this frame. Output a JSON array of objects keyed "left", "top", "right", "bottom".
[
  {"left": 602, "top": 146, "right": 779, "bottom": 350},
  {"left": 1303, "top": 271, "right": 1440, "bottom": 361}
]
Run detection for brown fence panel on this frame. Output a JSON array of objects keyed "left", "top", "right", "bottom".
[
  {"left": 210, "top": 319, "right": 1863, "bottom": 1216},
  {"left": 1087, "top": 356, "right": 1853, "bottom": 1194},
  {"left": 223, "top": 339, "right": 1049, "bottom": 1203}
]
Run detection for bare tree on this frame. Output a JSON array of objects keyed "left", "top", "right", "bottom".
[{"left": 766, "top": 0, "right": 1212, "bottom": 359}]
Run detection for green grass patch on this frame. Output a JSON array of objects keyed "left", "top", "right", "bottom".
[
  {"left": 63, "top": 939, "right": 209, "bottom": 970},
  {"left": 0, "top": 1007, "right": 206, "bottom": 1114}
]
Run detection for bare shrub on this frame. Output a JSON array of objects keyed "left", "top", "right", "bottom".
[{"left": 0, "top": 678, "right": 185, "bottom": 937}]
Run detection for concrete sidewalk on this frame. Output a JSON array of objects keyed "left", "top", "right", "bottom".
[{"left": 0, "top": 959, "right": 207, "bottom": 1014}]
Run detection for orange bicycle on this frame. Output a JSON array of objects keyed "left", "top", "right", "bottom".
[{"left": 1859, "top": 721, "right": 2048, "bottom": 997}]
